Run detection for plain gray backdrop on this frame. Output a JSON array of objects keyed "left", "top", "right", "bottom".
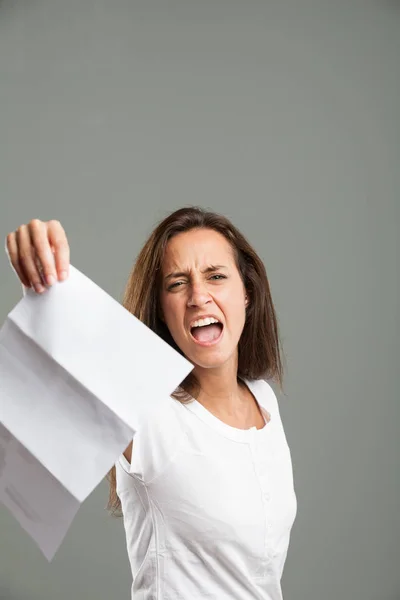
[{"left": 0, "top": 1, "right": 399, "bottom": 599}]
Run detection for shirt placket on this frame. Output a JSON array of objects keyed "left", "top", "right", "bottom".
[{"left": 250, "top": 431, "right": 274, "bottom": 578}]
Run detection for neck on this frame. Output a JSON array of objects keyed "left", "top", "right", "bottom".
[{"left": 190, "top": 356, "right": 248, "bottom": 414}]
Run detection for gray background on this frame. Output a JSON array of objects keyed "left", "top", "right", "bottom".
[{"left": 0, "top": 1, "right": 399, "bottom": 599}]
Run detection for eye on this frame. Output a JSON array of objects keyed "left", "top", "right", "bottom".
[
  {"left": 210, "top": 274, "right": 226, "bottom": 281},
  {"left": 168, "top": 280, "right": 185, "bottom": 290}
]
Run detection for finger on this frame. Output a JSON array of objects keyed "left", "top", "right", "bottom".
[
  {"left": 5, "top": 231, "right": 31, "bottom": 288},
  {"left": 29, "top": 219, "right": 57, "bottom": 286},
  {"left": 16, "top": 224, "right": 46, "bottom": 293},
  {"left": 46, "top": 220, "right": 70, "bottom": 281}
]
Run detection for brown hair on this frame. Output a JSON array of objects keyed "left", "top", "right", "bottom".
[{"left": 106, "top": 206, "right": 285, "bottom": 514}]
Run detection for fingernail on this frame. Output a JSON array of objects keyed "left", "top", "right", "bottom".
[
  {"left": 34, "top": 283, "right": 45, "bottom": 293},
  {"left": 59, "top": 270, "right": 68, "bottom": 281},
  {"left": 46, "top": 274, "right": 56, "bottom": 286}
]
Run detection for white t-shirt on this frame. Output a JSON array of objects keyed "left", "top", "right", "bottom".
[{"left": 115, "top": 378, "right": 297, "bottom": 600}]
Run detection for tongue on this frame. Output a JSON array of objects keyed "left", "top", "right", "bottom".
[{"left": 192, "top": 324, "right": 221, "bottom": 342}]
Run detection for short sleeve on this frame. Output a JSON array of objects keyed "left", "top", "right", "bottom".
[{"left": 118, "top": 395, "right": 187, "bottom": 484}]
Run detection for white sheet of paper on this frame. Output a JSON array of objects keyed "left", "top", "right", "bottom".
[
  {"left": 0, "top": 422, "right": 80, "bottom": 561},
  {"left": 0, "top": 265, "right": 193, "bottom": 561}
]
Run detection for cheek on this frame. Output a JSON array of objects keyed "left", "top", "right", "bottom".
[
  {"left": 160, "top": 295, "right": 184, "bottom": 331},
  {"left": 220, "top": 283, "right": 246, "bottom": 313},
  {"left": 217, "top": 290, "right": 247, "bottom": 333}
]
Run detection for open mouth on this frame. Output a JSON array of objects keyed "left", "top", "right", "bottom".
[{"left": 190, "top": 321, "right": 224, "bottom": 345}]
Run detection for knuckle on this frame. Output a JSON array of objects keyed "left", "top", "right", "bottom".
[
  {"left": 48, "top": 219, "right": 61, "bottom": 228},
  {"left": 29, "top": 218, "right": 43, "bottom": 229}
]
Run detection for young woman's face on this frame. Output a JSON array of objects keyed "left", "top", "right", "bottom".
[{"left": 159, "top": 228, "right": 248, "bottom": 370}]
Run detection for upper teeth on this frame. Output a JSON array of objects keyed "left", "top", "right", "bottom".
[{"left": 192, "top": 317, "right": 220, "bottom": 328}]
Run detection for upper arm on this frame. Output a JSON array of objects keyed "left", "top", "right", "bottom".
[{"left": 120, "top": 397, "right": 183, "bottom": 480}]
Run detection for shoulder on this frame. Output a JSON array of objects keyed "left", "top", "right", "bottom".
[
  {"left": 117, "top": 394, "right": 189, "bottom": 483},
  {"left": 246, "top": 377, "right": 279, "bottom": 408},
  {"left": 244, "top": 377, "right": 284, "bottom": 426}
]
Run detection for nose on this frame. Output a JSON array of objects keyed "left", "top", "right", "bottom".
[{"left": 187, "top": 281, "right": 212, "bottom": 309}]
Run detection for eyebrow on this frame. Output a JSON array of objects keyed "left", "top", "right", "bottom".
[{"left": 164, "top": 264, "right": 227, "bottom": 281}]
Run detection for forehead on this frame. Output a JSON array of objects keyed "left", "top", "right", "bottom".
[{"left": 162, "top": 228, "right": 236, "bottom": 271}]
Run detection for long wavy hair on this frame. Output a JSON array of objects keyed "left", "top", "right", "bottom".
[{"left": 106, "top": 206, "right": 285, "bottom": 515}]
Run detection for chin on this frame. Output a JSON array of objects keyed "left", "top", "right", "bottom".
[{"left": 186, "top": 348, "right": 236, "bottom": 370}]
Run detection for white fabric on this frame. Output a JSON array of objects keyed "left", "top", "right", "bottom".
[{"left": 115, "top": 378, "right": 297, "bottom": 600}]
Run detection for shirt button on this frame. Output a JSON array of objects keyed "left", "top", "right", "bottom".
[{"left": 263, "top": 491, "right": 271, "bottom": 501}]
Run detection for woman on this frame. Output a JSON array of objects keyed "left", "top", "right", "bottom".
[{"left": 6, "top": 207, "right": 297, "bottom": 599}]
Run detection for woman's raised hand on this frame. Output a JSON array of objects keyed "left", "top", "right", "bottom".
[{"left": 5, "top": 219, "right": 70, "bottom": 293}]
